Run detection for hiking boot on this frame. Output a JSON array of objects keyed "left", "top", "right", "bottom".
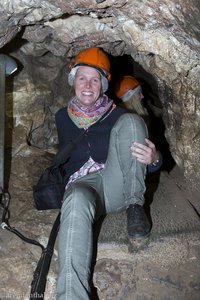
[{"left": 126, "top": 204, "right": 151, "bottom": 238}]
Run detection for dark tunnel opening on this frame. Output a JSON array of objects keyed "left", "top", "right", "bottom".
[{"left": 107, "top": 54, "right": 175, "bottom": 173}]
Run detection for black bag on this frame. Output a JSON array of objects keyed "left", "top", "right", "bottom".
[
  {"left": 33, "top": 166, "right": 65, "bottom": 210},
  {"left": 33, "top": 132, "right": 85, "bottom": 210}
]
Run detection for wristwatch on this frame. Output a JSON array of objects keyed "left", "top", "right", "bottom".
[{"left": 151, "top": 158, "right": 160, "bottom": 167}]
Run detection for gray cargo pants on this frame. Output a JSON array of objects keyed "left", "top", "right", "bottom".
[{"left": 56, "top": 113, "right": 148, "bottom": 299}]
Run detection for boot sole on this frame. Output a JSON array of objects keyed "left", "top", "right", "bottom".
[{"left": 128, "top": 231, "right": 150, "bottom": 239}]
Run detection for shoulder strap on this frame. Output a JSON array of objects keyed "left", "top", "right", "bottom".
[
  {"left": 52, "top": 130, "right": 85, "bottom": 167},
  {"left": 30, "top": 212, "right": 60, "bottom": 299}
]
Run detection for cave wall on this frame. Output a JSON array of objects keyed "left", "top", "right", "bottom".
[
  {"left": 0, "top": 0, "right": 200, "bottom": 189},
  {"left": 0, "top": 1, "right": 200, "bottom": 299}
]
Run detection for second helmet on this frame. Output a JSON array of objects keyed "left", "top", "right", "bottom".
[{"left": 115, "top": 76, "right": 140, "bottom": 99}]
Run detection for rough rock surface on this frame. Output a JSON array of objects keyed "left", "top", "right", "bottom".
[
  {"left": 0, "top": 165, "right": 200, "bottom": 300},
  {"left": 0, "top": 0, "right": 200, "bottom": 299}
]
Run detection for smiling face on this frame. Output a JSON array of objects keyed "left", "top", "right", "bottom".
[{"left": 74, "top": 66, "right": 102, "bottom": 108}]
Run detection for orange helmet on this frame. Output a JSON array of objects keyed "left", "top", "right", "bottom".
[
  {"left": 115, "top": 76, "right": 140, "bottom": 98},
  {"left": 69, "top": 47, "right": 111, "bottom": 81}
]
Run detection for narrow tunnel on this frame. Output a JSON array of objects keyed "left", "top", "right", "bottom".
[
  {"left": 1, "top": 41, "right": 199, "bottom": 300},
  {"left": 0, "top": 1, "right": 199, "bottom": 299}
]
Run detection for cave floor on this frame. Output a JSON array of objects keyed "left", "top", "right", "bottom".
[
  {"left": 93, "top": 166, "right": 200, "bottom": 300},
  {"left": 0, "top": 166, "right": 200, "bottom": 300}
]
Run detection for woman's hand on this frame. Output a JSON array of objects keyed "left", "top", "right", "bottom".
[{"left": 131, "top": 138, "right": 159, "bottom": 165}]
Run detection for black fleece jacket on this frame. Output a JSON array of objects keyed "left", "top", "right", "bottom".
[{"left": 55, "top": 106, "right": 126, "bottom": 184}]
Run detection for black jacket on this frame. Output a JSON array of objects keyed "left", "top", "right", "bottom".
[{"left": 55, "top": 106, "right": 126, "bottom": 184}]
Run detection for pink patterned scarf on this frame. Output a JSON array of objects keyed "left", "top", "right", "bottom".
[{"left": 67, "top": 95, "right": 114, "bottom": 128}]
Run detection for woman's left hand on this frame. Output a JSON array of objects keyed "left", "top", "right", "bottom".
[{"left": 131, "top": 138, "right": 159, "bottom": 165}]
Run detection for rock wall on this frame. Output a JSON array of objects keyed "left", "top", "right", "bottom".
[{"left": 0, "top": 1, "right": 200, "bottom": 299}]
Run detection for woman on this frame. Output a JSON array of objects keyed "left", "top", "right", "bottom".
[
  {"left": 56, "top": 47, "right": 156, "bottom": 299},
  {"left": 115, "top": 75, "right": 162, "bottom": 172}
]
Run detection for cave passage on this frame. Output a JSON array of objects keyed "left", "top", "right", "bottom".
[{"left": 107, "top": 54, "right": 175, "bottom": 172}]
